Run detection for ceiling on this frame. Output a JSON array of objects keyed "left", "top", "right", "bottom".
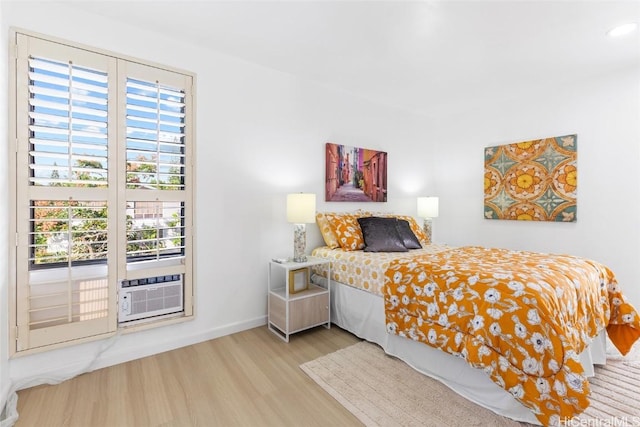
[{"left": 67, "top": 0, "right": 640, "bottom": 117}]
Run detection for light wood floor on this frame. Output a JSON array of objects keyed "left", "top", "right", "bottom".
[{"left": 16, "top": 325, "right": 363, "bottom": 427}]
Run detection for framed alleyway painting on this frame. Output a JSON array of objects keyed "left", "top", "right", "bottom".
[{"left": 325, "top": 142, "right": 387, "bottom": 202}]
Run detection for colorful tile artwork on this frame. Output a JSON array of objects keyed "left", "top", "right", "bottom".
[{"left": 484, "top": 135, "right": 577, "bottom": 222}]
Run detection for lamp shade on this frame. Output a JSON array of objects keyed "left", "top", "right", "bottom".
[
  {"left": 287, "top": 193, "right": 316, "bottom": 223},
  {"left": 417, "top": 196, "right": 439, "bottom": 218}
]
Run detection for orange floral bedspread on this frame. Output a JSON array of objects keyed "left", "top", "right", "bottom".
[{"left": 383, "top": 246, "right": 640, "bottom": 426}]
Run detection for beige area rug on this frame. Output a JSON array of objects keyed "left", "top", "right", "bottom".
[{"left": 300, "top": 341, "right": 640, "bottom": 427}]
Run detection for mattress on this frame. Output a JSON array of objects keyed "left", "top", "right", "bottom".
[{"left": 311, "top": 244, "right": 450, "bottom": 295}]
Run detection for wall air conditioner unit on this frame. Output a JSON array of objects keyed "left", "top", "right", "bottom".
[{"left": 118, "top": 274, "right": 184, "bottom": 324}]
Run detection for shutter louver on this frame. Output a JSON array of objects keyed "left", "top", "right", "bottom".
[
  {"left": 125, "top": 200, "right": 185, "bottom": 261},
  {"left": 28, "top": 57, "right": 109, "bottom": 187},
  {"left": 30, "top": 200, "right": 109, "bottom": 265},
  {"left": 126, "top": 78, "right": 185, "bottom": 190}
]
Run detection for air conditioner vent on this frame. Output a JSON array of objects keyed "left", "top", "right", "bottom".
[{"left": 118, "top": 275, "right": 184, "bottom": 323}]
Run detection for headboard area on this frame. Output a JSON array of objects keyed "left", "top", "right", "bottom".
[{"left": 309, "top": 211, "right": 429, "bottom": 253}]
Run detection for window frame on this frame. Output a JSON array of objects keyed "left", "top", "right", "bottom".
[{"left": 9, "top": 28, "right": 196, "bottom": 356}]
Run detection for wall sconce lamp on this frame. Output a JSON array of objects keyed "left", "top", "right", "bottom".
[
  {"left": 417, "top": 196, "right": 439, "bottom": 243},
  {"left": 287, "top": 193, "right": 316, "bottom": 262}
]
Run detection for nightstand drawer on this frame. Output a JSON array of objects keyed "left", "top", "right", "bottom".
[
  {"left": 289, "top": 293, "right": 329, "bottom": 332},
  {"left": 269, "top": 293, "right": 287, "bottom": 331}
]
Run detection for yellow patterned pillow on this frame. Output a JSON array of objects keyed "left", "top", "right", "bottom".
[
  {"left": 316, "top": 212, "right": 339, "bottom": 249},
  {"left": 325, "top": 212, "right": 367, "bottom": 251}
]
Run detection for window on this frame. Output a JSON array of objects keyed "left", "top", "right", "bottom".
[{"left": 9, "top": 31, "right": 195, "bottom": 354}]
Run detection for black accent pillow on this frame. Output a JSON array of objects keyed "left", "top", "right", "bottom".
[
  {"left": 357, "top": 217, "right": 408, "bottom": 252},
  {"left": 395, "top": 219, "right": 422, "bottom": 249}
]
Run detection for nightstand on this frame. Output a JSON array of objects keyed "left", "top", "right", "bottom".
[{"left": 267, "top": 256, "right": 331, "bottom": 342}]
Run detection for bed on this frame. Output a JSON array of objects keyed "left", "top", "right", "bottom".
[{"left": 309, "top": 212, "right": 640, "bottom": 426}]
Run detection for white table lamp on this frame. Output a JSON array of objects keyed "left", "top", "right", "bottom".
[
  {"left": 287, "top": 193, "right": 316, "bottom": 262},
  {"left": 417, "top": 196, "right": 439, "bottom": 243}
]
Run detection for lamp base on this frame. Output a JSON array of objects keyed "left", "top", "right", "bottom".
[
  {"left": 293, "top": 223, "right": 307, "bottom": 262},
  {"left": 423, "top": 218, "right": 433, "bottom": 244}
]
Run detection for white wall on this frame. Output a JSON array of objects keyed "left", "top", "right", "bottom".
[
  {"left": 431, "top": 64, "right": 640, "bottom": 309},
  {"left": 0, "top": 0, "right": 435, "bottom": 407}
]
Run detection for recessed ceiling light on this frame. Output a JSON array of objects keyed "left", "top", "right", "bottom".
[{"left": 607, "top": 22, "right": 638, "bottom": 37}]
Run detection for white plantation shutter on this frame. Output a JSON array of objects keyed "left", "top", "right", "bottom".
[
  {"left": 14, "top": 35, "right": 118, "bottom": 351},
  {"left": 123, "top": 73, "right": 188, "bottom": 263},
  {"left": 118, "top": 60, "right": 193, "bottom": 299},
  {"left": 12, "top": 32, "right": 195, "bottom": 354}
]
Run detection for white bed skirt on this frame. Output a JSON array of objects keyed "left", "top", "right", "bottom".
[{"left": 317, "top": 275, "right": 607, "bottom": 425}]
